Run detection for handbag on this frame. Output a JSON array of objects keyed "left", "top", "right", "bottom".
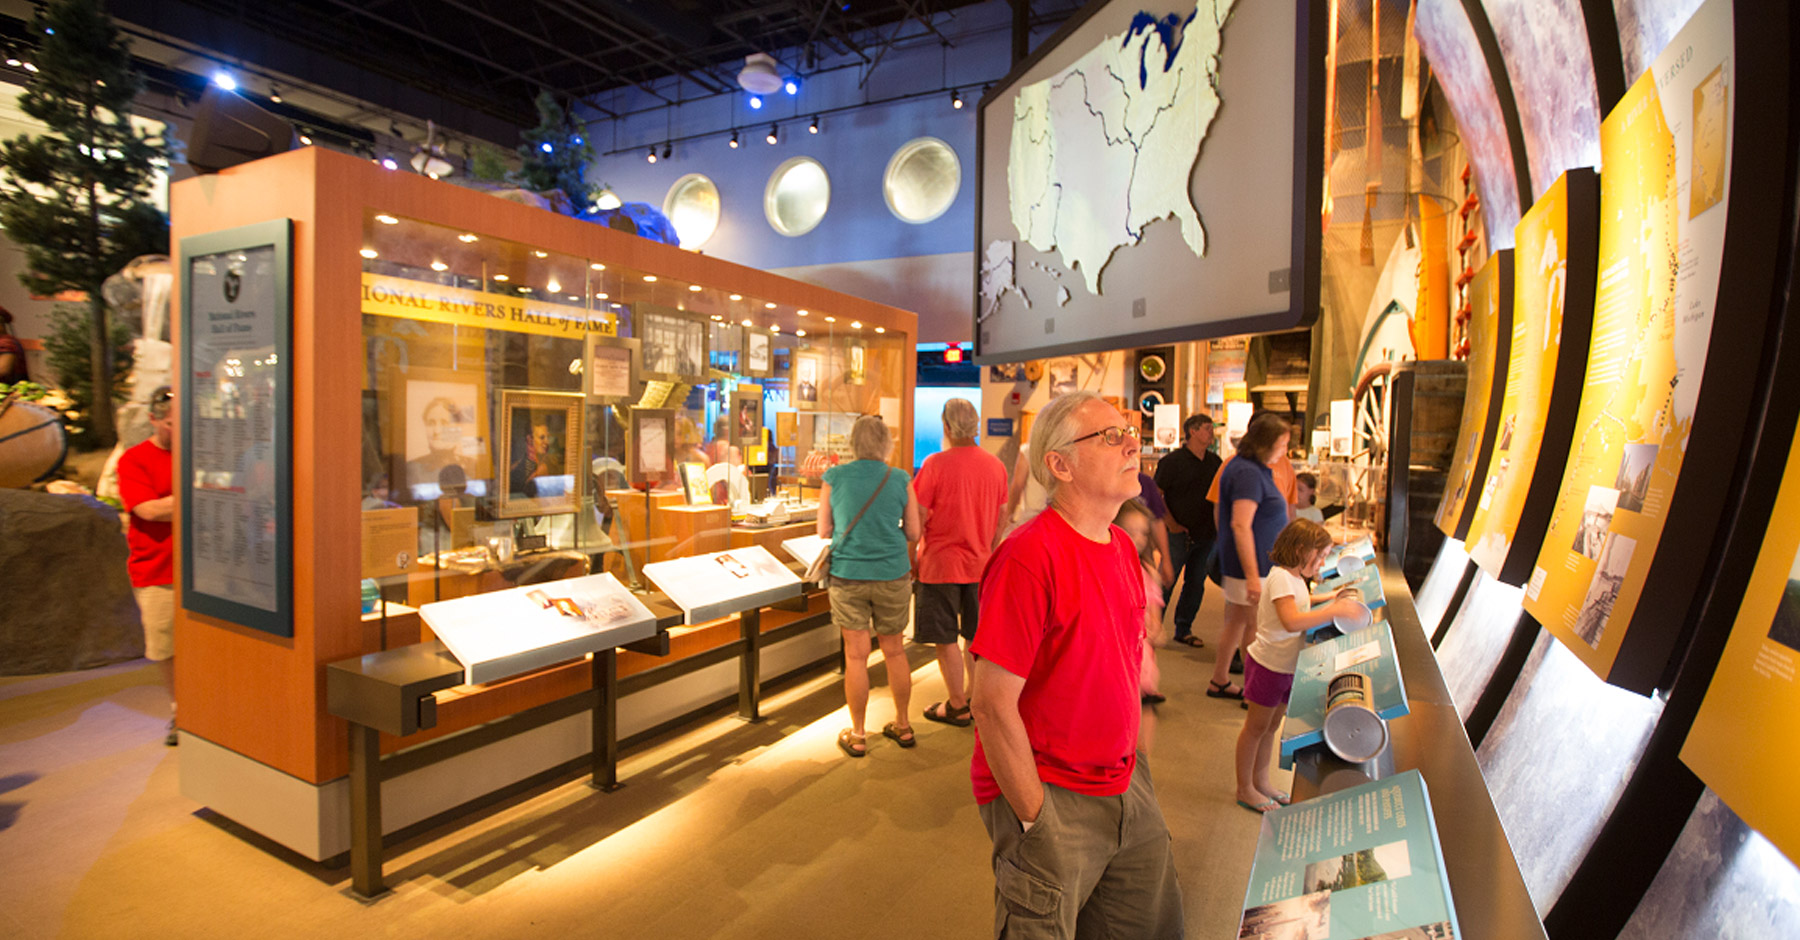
[{"left": 806, "top": 468, "right": 894, "bottom": 586}]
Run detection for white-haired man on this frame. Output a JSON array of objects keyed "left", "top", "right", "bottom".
[
  {"left": 912, "top": 397, "right": 1008, "bottom": 728},
  {"left": 970, "top": 391, "right": 1184, "bottom": 938}
]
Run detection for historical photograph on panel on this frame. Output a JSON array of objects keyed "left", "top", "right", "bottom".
[
  {"left": 1571, "top": 485, "right": 1620, "bottom": 560},
  {"left": 1613, "top": 443, "right": 1657, "bottom": 513},
  {"left": 1048, "top": 357, "right": 1079, "bottom": 398},
  {"left": 1575, "top": 533, "right": 1638, "bottom": 646},
  {"left": 1765, "top": 541, "right": 1800, "bottom": 653},
  {"left": 400, "top": 369, "right": 489, "bottom": 495},
  {"left": 1238, "top": 891, "right": 1329, "bottom": 940},
  {"left": 1690, "top": 63, "right": 1729, "bottom": 219},
  {"left": 497, "top": 391, "right": 583, "bottom": 518},
  {"left": 1496, "top": 414, "right": 1516, "bottom": 452},
  {"left": 1346, "top": 926, "right": 1456, "bottom": 940},
  {"left": 1302, "top": 840, "right": 1411, "bottom": 895},
  {"left": 638, "top": 307, "right": 707, "bottom": 381}
]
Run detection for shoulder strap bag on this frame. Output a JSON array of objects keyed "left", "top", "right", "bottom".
[{"left": 806, "top": 468, "right": 894, "bottom": 586}]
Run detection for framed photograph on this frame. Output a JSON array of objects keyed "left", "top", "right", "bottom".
[
  {"left": 178, "top": 218, "right": 294, "bottom": 637},
  {"left": 636, "top": 304, "right": 708, "bottom": 383},
  {"left": 393, "top": 366, "right": 491, "bottom": 498},
  {"left": 584, "top": 334, "right": 643, "bottom": 404},
  {"left": 745, "top": 330, "right": 772, "bottom": 376},
  {"left": 989, "top": 362, "right": 1023, "bottom": 382},
  {"left": 628, "top": 406, "right": 675, "bottom": 485},
  {"left": 497, "top": 390, "right": 585, "bottom": 519},
  {"left": 849, "top": 344, "right": 866, "bottom": 385},
  {"left": 793, "top": 351, "right": 821, "bottom": 409},
  {"left": 679, "top": 461, "right": 709, "bottom": 506},
  {"left": 732, "top": 385, "right": 764, "bottom": 446}
]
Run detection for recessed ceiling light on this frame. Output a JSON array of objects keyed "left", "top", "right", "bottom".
[
  {"left": 711, "top": 315, "right": 723, "bottom": 321},
  {"left": 741, "top": 318, "right": 753, "bottom": 326},
  {"left": 546, "top": 278, "right": 562, "bottom": 293},
  {"left": 797, "top": 309, "right": 809, "bottom": 317},
  {"left": 764, "top": 302, "right": 776, "bottom": 309},
  {"left": 796, "top": 329, "right": 807, "bottom": 337},
  {"left": 729, "top": 293, "right": 743, "bottom": 301},
  {"left": 533, "top": 250, "right": 548, "bottom": 258},
  {"left": 493, "top": 273, "right": 510, "bottom": 281},
  {"left": 688, "top": 284, "right": 702, "bottom": 292},
  {"left": 568, "top": 295, "right": 580, "bottom": 301},
  {"left": 458, "top": 233, "right": 478, "bottom": 243},
  {"left": 875, "top": 326, "right": 886, "bottom": 333},
  {"left": 643, "top": 275, "right": 657, "bottom": 282},
  {"left": 770, "top": 325, "right": 780, "bottom": 333},
  {"left": 851, "top": 321, "right": 862, "bottom": 329},
  {"left": 590, "top": 263, "right": 605, "bottom": 271},
  {"left": 358, "top": 248, "right": 377, "bottom": 259},
  {"left": 518, "top": 286, "right": 530, "bottom": 293},
  {"left": 430, "top": 261, "right": 448, "bottom": 271},
  {"left": 824, "top": 316, "right": 836, "bottom": 323},
  {"left": 597, "top": 292, "right": 609, "bottom": 299},
  {"left": 375, "top": 214, "right": 398, "bottom": 225}
]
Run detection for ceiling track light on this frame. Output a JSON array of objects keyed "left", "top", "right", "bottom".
[
  {"left": 729, "top": 129, "right": 739, "bottom": 149},
  {"left": 951, "top": 89, "right": 963, "bottom": 109},
  {"left": 268, "top": 85, "right": 282, "bottom": 104},
  {"left": 646, "top": 147, "right": 658, "bottom": 163},
  {"left": 808, "top": 115, "right": 819, "bottom": 134},
  {"left": 662, "top": 144, "right": 672, "bottom": 160},
  {"left": 765, "top": 124, "right": 778, "bottom": 145}
]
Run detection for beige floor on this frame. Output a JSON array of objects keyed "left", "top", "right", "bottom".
[{"left": 0, "top": 585, "right": 1280, "bottom": 939}]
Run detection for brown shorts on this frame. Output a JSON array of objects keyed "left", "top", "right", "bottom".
[{"left": 829, "top": 576, "right": 912, "bottom": 636}]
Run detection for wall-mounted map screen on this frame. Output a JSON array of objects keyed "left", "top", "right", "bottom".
[{"left": 974, "top": 0, "right": 1323, "bottom": 362}]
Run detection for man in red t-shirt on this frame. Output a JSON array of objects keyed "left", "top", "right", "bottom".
[
  {"left": 118, "top": 385, "right": 178, "bottom": 746},
  {"left": 970, "top": 391, "right": 1183, "bottom": 938},
  {"left": 912, "top": 398, "right": 1008, "bottom": 728}
]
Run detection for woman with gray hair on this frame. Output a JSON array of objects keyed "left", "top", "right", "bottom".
[{"left": 819, "top": 414, "right": 922, "bottom": 757}]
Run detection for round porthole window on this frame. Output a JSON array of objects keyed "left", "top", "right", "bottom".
[
  {"left": 662, "top": 174, "right": 721, "bottom": 249},
  {"left": 883, "top": 137, "right": 960, "bottom": 223},
  {"left": 764, "top": 156, "right": 830, "bottom": 236}
]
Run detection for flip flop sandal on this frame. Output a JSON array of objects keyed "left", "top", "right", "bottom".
[
  {"left": 837, "top": 729, "right": 867, "bottom": 758},
  {"left": 882, "top": 722, "right": 917, "bottom": 748},
  {"left": 1236, "top": 798, "right": 1280, "bottom": 814},
  {"left": 1173, "top": 635, "right": 1205, "bottom": 648},
  {"left": 1271, "top": 791, "right": 1292, "bottom": 805},
  {"left": 923, "top": 701, "right": 973, "bottom": 727},
  {"left": 1207, "top": 680, "right": 1244, "bottom": 700}
]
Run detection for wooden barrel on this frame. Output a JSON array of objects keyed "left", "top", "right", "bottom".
[{"left": 0, "top": 399, "right": 67, "bottom": 488}]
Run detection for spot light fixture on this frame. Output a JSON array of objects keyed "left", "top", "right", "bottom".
[
  {"left": 662, "top": 144, "right": 672, "bottom": 160},
  {"left": 766, "top": 125, "right": 778, "bottom": 145},
  {"left": 646, "top": 147, "right": 658, "bottom": 163},
  {"left": 952, "top": 89, "right": 963, "bottom": 109},
  {"left": 808, "top": 116, "right": 819, "bottom": 134},
  {"left": 729, "top": 130, "right": 739, "bottom": 149},
  {"left": 268, "top": 85, "right": 282, "bottom": 104}
]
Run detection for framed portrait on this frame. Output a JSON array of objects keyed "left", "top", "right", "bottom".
[
  {"left": 793, "top": 351, "right": 821, "bottom": 410},
  {"left": 1048, "top": 358, "right": 1079, "bottom": 398},
  {"left": 393, "top": 366, "right": 491, "bottom": 499},
  {"left": 497, "top": 390, "right": 584, "bottom": 519},
  {"left": 731, "top": 385, "right": 764, "bottom": 446},
  {"left": 584, "top": 334, "right": 643, "bottom": 404},
  {"left": 636, "top": 304, "right": 709, "bottom": 383},
  {"left": 679, "top": 462, "right": 709, "bottom": 506},
  {"left": 849, "top": 344, "right": 866, "bottom": 385},
  {"left": 745, "top": 331, "right": 772, "bottom": 376},
  {"left": 628, "top": 407, "right": 676, "bottom": 486}
]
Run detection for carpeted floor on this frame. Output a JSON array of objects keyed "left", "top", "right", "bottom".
[{"left": 0, "top": 585, "right": 1278, "bottom": 939}]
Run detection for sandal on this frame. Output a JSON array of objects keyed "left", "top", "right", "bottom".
[
  {"left": 1173, "top": 635, "right": 1205, "bottom": 648},
  {"left": 837, "top": 728, "right": 867, "bottom": 758},
  {"left": 1206, "top": 680, "right": 1244, "bottom": 700},
  {"left": 1236, "top": 798, "right": 1280, "bottom": 814},
  {"left": 923, "top": 701, "right": 973, "bottom": 727},
  {"left": 1270, "top": 791, "right": 1291, "bottom": 805},
  {"left": 1141, "top": 692, "right": 1166, "bottom": 705},
  {"left": 882, "top": 721, "right": 917, "bottom": 748}
]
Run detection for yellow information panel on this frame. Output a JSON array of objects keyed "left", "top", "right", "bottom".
[
  {"left": 361, "top": 272, "right": 616, "bottom": 339},
  {"left": 1521, "top": 0, "right": 1733, "bottom": 683},
  {"left": 1466, "top": 171, "right": 1589, "bottom": 582},
  {"left": 1435, "top": 251, "right": 1509, "bottom": 539},
  {"left": 1682, "top": 409, "right": 1800, "bottom": 868}
]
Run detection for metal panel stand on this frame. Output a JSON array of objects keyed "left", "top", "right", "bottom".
[
  {"left": 590, "top": 651, "right": 622, "bottom": 791},
  {"left": 347, "top": 722, "right": 387, "bottom": 901},
  {"left": 738, "top": 607, "right": 762, "bottom": 721}
]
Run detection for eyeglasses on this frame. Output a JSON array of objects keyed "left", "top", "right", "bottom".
[
  {"left": 1070, "top": 425, "right": 1141, "bottom": 447},
  {"left": 152, "top": 389, "right": 173, "bottom": 404}
]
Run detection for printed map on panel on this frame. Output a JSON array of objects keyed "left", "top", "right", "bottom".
[{"left": 989, "top": 0, "right": 1234, "bottom": 310}]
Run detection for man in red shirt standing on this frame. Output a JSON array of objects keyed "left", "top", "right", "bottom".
[
  {"left": 912, "top": 398, "right": 1008, "bottom": 727},
  {"left": 971, "top": 391, "right": 1184, "bottom": 938},
  {"left": 118, "top": 386, "right": 177, "bottom": 746}
]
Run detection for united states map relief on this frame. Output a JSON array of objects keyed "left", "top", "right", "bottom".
[{"left": 1000, "top": 1, "right": 1235, "bottom": 300}]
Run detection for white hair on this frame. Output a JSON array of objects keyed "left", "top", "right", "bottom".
[{"left": 1029, "top": 390, "right": 1105, "bottom": 497}]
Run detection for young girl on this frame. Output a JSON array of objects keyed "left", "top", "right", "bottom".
[
  {"left": 1114, "top": 500, "right": 1167, "bottom": 705},
  {"left": 1234, "top": 519, "right": 1366, "bottom": 812}
]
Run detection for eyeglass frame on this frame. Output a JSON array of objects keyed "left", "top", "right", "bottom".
[{"left": 1069, "top": 425, "right": 1141, "bottom": 448}]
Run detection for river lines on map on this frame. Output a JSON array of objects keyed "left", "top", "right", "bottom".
[{"left": 985, "top": 0, "right": 1235, "bottom": 317}]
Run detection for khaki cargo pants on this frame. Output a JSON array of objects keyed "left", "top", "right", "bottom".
[{"left": 977, "top": 756, "right": 1184, "bottom": 939}]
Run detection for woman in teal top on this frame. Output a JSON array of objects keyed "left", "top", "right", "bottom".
[{"left": 819, "top": 415, "right": 921, "bottom": 758}]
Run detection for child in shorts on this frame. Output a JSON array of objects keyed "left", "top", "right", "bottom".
[
  {"left": 1234, "top": 518, "right": 1366, "bottom": 813},
  {"left": 1114, "top": 499, "right": 1167, "bottom": 705}
]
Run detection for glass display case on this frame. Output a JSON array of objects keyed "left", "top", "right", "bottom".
[{"left": 355, "top": 210, "right": 912, "bottom": 626}]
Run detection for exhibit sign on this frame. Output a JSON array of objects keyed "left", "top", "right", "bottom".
[
  {"left": 362, "top": 272, "right": 617, "bottom": 339},
  {"left": 1281, "top": 622, "right": 1407, "bottom": 762},
  {"left": 779, "top": 534, "right": 830, "bottom": 575},
  {"left": 643, "top": 545, "right": 803, "bottom": 624},
  {"left": 974, "top": 0, "right": 1324, "bottom": 362},
  {"left": 1465, "top": 169, "right": 1599, "bottom": 585},
  {"left": 420, "top": 573, "right": 657, "bottom": 685},
  {"left": 1521, "top": 0, "right": 1734, "bottom": 688},
  {"left": 179, "top": 219, "right": 293, "bottom": 637},
  {"left": 1681, "top": 408, "right": 1800, "bottom": 868},
  {"left": 1435, "top": 250, "right": 1513, "bottom": 540},
  {"left": 1237, "top": 770, "right": 1460, "bottom": 939}
]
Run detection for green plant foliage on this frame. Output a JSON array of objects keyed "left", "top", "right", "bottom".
[
  {"left": 468, "top": 142, "right": 511, "bottom": 182},
  {"left": 0, "top": 379, "right": 50, "bottom": 401},
  {"left": 513, "top": 90, "right": 598, "bottom": 211},
  {"left": 42, "top": 302, "right": 131, "bottom": 448},
  {"left": 0, "top": 0, "right": 169, "bottom": 447}
]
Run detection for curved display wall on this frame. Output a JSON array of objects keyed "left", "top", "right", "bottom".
[
  {"left": 1479, "top": 0, "right": 1603, "bottom": 200},
  {"left": 1435, "top": 249, "right": 1511, "bottom": 540},
  {"left": 1413, "top": 0, "right": 1524, "bottom": 248}
]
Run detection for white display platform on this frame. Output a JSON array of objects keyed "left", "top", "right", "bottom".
[
  {"left": 420, "top": 572, "right": 658, "bottom": 685},
  {"left": 643, "top": 545, "right": 804, "bottom": 625},
  {"left": 779, "top": 534, "right": 830, "bottom": 573}
]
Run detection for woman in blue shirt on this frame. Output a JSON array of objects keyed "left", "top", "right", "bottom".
[
  {"left": 1208, "top": 412, "right": 1291, "bottom": 699},
  {"left": 819, "top": 415, "right": 921, "bottom": 757}
]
